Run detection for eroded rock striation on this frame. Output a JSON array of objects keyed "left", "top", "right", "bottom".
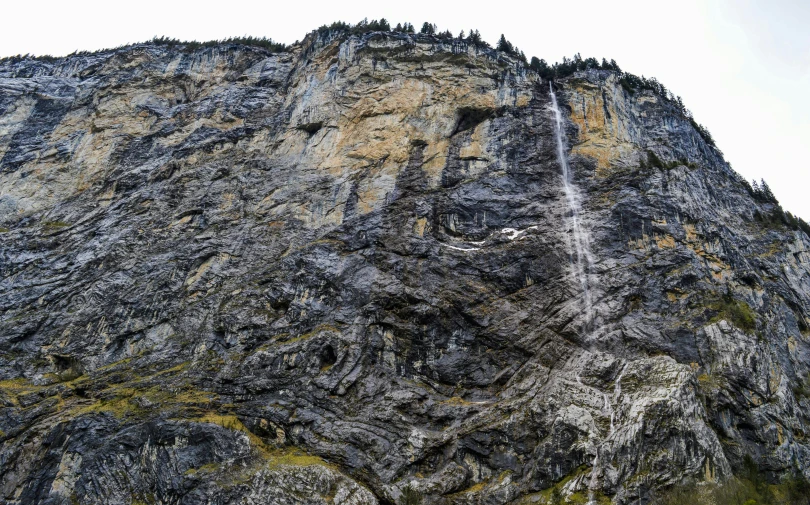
[{"left": 1, "top": 29, "right": 810, "bottom": 504}]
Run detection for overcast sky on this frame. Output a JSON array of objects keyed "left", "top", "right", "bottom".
[{"left": 2, "top": 0, "right": 808, "bottom": 219}]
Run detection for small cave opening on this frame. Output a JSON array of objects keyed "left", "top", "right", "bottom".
[
  {"left": 453, "top": 106, "right": 494, "bottom": 135},
  {"left": 49, "top": 354, "right": 83, "bottom": 382},
  {"left": 297, "top": 122, "right": 323, "bottom": 135},
  {"left": 320, "top": 344, "right": 337, "bottom": 368}
]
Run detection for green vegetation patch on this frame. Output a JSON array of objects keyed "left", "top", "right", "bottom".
[
  {"left": 71, "top": 381, "right": 217, "bottom": 420},
  {"left": 42, "top": 220, "right": 70, "bottom": 229},
  {"left": 641, "top": 151, "right": 697, "bottom": 171},
  {"left": 515, "top": 466, "right": 610, "bottom": 504},
  {"left": 279, "top": 324, "right": 339, "bottom": 346},
  {"left": 2, "top": 360, "right": 208, "bottom": 427},
  {"left": 793, "top": 373, "right": 810, "bottom": 400},
  {"left": 708, "top": 295, "right": 757, "bottom": 333},
  {"left": 186, "top": 413, "right": 330, "bottom": 469},
  {"left": 657, "top": 456, "right": 810, "bottom": 505},
  {"left": 0, "top": 378, "right": 45, "bottom": 406},
  {"left": 184, "top": 462, "right": 220, "bottom": 476},
  {"left": 697, "top": 373, "right": 725, "bottom": 393}
]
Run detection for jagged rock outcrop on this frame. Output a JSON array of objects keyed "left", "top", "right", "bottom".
[{"left": 2, "top": 29, "right": 810, "bottom": 505}]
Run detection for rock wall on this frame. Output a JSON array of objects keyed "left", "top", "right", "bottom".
[{"left": 1, "top": 30, "right": 810, "bottom": 504}]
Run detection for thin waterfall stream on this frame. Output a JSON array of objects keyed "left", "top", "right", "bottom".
[{"left": 549, "top": 82, "right": 594, "bottom": 329}]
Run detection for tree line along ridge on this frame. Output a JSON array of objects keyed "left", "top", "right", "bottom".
[
  {"left": 0, "top": 18, "right": 718, "bottom": 149},
  {"left": 3, "top": 17, "right": 804, "bottom": 228}
]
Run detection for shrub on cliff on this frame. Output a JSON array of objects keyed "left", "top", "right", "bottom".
[
  {"left": 400, "top": 485, "right": 423, "bottom": 505},
  {"left": 0, "top": 53, "right": 58, "bottom": 64}
]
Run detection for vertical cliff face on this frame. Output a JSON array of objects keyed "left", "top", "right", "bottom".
[{"left": 1, "top": 30, "right": 810, "bottom": 505}]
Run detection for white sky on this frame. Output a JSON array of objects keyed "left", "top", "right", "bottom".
[{"left": 2, "top": 0, "right": 808, "bottom": 219}]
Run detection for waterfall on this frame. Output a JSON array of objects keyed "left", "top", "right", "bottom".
[
  {"left": 549, "top": 82, "right": 594, "bottom": 328},
  {"left": 604, "top": 393, "right": 615, "bottom": 436},
  {"left": 551, "top": 82, "right": 598, "bottom": 505},
  {"left": 587, "top": 451, "right": 600, "bottom": 505}
]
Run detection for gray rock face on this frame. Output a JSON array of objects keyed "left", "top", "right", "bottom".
[{"left": 1, "top": 30, "right": 809, "bottom": 504}]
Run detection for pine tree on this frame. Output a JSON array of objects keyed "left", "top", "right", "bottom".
[
  {"left": 760, "top": 179, "right": 777, "bottom": 203},
  {"left": 497, "top": 34, "right": 513, "bottom": 53},
  {"left": 420, "top": 22, "right": 436, "bottom": 35}
]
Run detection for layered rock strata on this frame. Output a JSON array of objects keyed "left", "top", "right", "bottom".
[{"left": 1, "top": 30, "right": 809, "bottom": 504}]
